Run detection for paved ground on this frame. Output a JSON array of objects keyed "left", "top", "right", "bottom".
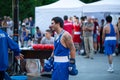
[{"left": 25, "top": 53, "right": 120, "bottom": 80}]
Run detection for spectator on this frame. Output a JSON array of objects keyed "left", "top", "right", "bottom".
[
  {"left": 63, "top": 15, "right": 74, "bottom": 37},
  {"left": 40, "top": 29, "right": 54, "bottom": 73},
  {"left": 82, "top": 17, "right": 94, "bottom": 59},
  {"left": 73, "top": 16, "right": 81, "bottom": 54},
  {"left": 20, "top": 25, "right": 29, "bottom": 47},
  {"left": 35, "top": 26, "right": 43, "bottom": 44},
  {"left": 100, "top": 19, "right": 105, "bottom": 53}
]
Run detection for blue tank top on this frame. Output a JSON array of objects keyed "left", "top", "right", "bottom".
[
  {"left": 54, "top": 30, "right": 70, "bottom": 56},
  {"left": 37, "top": 32, "right": 41, "bottom": 37},
  {"left": 23, "top": 31, "right": 28, "bottom": 41},
  {"left": 23, "top": 31, "right": 26, "bottom": 37},
  {"left": 105, "top": 24, "right": 116, "bottom": 37}
]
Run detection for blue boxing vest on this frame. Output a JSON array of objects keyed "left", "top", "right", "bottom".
[
  {"left": 54, "top": 30, "right": 70, "bottom": 56},
  {"left": 104, "top": 24, "right": 117, "bottom": 55},
  {"left": 52, "top": 30, "right": 70, "bottom": 80}
]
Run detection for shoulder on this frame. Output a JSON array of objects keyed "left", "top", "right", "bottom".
[
  {"left": 114, "top": 25, "right": 118, "bottom": 30},
  {"left": 0, "top": 29, "right": 8, "bottom": 36},
  {"left": 62, "top": 31, "right": 72, "bottom": 40},
  {"left": 41, "top": 37, "right": 46, "bottom": 40},
  {"left": 63, "top": 31, "right": 71, "bottom": 36},
  {"left": 51, "top": 37, "right": 54, "bottom": 40},
  {"left": 104, "top": 24, "right": 109, "bottom": 29}
]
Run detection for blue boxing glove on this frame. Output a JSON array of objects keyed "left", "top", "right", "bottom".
[
  {"left": 68, "top": 58, "right": 78, "bottom": 75},
  {"left": 44, "top": 57, "right": 54, "bottom": 72}
]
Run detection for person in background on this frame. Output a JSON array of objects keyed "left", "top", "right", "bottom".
[
  {"left": 100, "top": 19, "right": 105, "bottom": 53},
  {"left": 93, "top": 17, "right": 99, "bottom": 53},
  {"left": 102, "top": 15, "right": 119, "bottom": 72},
  {"left": 80, "top": 16, "right": 87, "bottom": 56},
  {"left": 40, "top": 29, "right": 54, "bottom": 73},
  {"left": 116, "top": 17, "right": 120, "bottom": 35},
  {"left": 35, "top": 26, "right": 43, "bottom": 44},
  {"left": 63, "top": 15, "right": 74, "bottom": 37},
  {"left": 50, "top": 16, "right": 77, "bottom": 80},
  {"left": 94, "top": 18, "right": 101, "bottom": 53},
  {"left": 82, "top": 17, "right": 94, "bottom": 59},
  {"left": 1, "top": 16, "right": 8, "bottom": 32},
  {"left": 68, "top": 16, "right": 73, "bottom": 23},
  {"left": 0, "top": 17, "right": 2, "bottom": 27},
  {"left": 0, "top": 29, "right": 24, "bottom": 80},
  {"left": 73, "top": 16, "right": 81, "bottom": 55},
  {"left": 29, "top": 17, "right": 34, "bottom": 37},
  {"left": 20, "top": 25, "right": 29, "bottom": 47},
  {"left": 116, "top": 17, "right": 120, "bottom": 55}
]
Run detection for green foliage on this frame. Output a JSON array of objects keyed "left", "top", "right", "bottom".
[
  {"left": 19, "top": 0, "right": 35, "bottom": 20},
  {"left": 34, "top": 0, "right": 58, "bottom": 7},
  {"left": 0, "top": 0, "right": 12, "bottom": 18},
  {"left": 0, "top": 0, "right": 99, "bottom": 21},
  {"left": 80, "top": 0, "right": 100, "bottom": 3}
]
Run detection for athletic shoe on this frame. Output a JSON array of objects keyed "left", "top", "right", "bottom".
[{"left": 107, "top": 67, "right": 114, "bottom": 73}]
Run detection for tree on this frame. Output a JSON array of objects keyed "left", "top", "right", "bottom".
[
  {"left": 0, "top": 0, "right": 99, "bottom": 21},
  {"left": 19, "top": 0, "right": 58, "bottom": 20},
  {"left": 80, "top": 0, "right": 100, "bottom": 3},
  {"left": 19, "top": 0, "right": 35, "bottom": 20},
  {"left": 0, "top": 0, "right": 12, "bottom": 18}
]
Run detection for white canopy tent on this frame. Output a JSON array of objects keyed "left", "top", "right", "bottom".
[
  {"left": 82, "top": 0, "right": 120, "bottom": 25},
  {"left": 35, "top": 0, "right": 85, "bottom": 32},
  {"left": 83, "top": 0, "right": 120, "bottom": 13}
]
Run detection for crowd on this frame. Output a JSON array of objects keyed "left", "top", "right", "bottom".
[
  {"left": 1, "top": 15, "right": 120, "bottom": 55},
  {"left": 0, "top": 15, "right": 120, "bottom": 79}
]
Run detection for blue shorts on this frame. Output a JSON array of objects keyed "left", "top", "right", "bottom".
[
  {"left": 52, "top": 62, "right": 69, "bottom": 80},
  {"left": 93, "top": 34, "right": 97, "bottom": 42},
  {"left": 104, "top": 40, "right": 116, "bottom": 55}
]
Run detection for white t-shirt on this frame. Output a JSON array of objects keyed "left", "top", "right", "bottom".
[{"left": 40, "top": 37, "right": 54, "bottom": 44}]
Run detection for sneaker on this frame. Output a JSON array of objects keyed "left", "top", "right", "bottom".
[
  {"left": 107, "top": 67, "right": 114, "bottom": 72},
  {"left": 112, "top": 53, "right": 116, "bottom": 56}
]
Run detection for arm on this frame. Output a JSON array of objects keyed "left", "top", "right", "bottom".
[
  {"left": 63, "top": 33, "right": 78, "bottom": 75},
  {"left": 115, "top": 26, "right": 119, "bottom": 41},
  {"left": 7, "top": 36, "right": 24, "bottom": 59},
  {"left": 7, "top": 36, "right": 20, "bottom": 56},
  {"left": 86, "top": 27, "right": 94, "bottom": 31},
  {"left": 86, "top": 23, "right": 94, "bottom": 31},
  {"left": 102, "top": 27, "right": 106, "bottom": 42},
  {"left": 63, "top": 33, "right": 76, "bottom": 58},
  {"left": 40, "top": 37, "right": 45, "bottom": 44}
]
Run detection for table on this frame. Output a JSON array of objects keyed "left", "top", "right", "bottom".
[{"left": 21, "top": 50, "right": 53, "bottom": 59}]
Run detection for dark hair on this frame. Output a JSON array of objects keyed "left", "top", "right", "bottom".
[
  {"left": 80, "top": 16, "right": 85, "bottom": 21},
  {"left": 118, "top": 17, "right": 120, "bottom": 20},
  {"left": 46, "top": 29, "right": 52, "bottom": 34},
  {"left": 106, "top": 15, "right": 112, "bottom": 23},
  {"left": 52, "top": 16, "right": 64, "bottom": 28},
  {"left": 36, "top": 26, "right": 39, "bottom": 29},
  {"left": 63, "top": 15, "right": 68, "bottom": 20},
  {"left": 76, "top": 17, "right": 79, "bottom": 20},
  {"left": 101, "top": 19, "right": 104, "bottom": 22}
]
